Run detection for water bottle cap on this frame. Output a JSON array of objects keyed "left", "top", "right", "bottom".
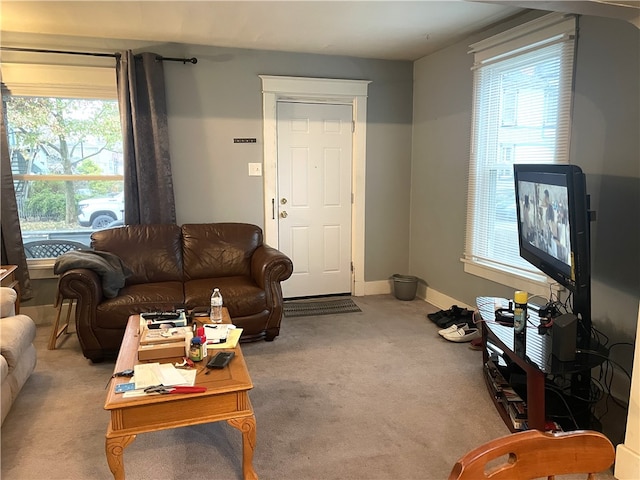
[{"left": 514, "top": 291, "right": 528, "bottom": 304}]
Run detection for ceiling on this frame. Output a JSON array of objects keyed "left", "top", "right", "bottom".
[{"left": 1, "top": 1, "right": 638, "bottom": 61}]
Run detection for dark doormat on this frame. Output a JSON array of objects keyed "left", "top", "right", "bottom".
[{"left": 283, "top": 297, "right": 362, "bottom": 317}]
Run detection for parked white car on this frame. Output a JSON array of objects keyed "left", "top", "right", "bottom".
[{"left": 78, "top": 192, "right": 124, "bottom": 229}]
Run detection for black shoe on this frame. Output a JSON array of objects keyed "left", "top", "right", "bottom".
[{"left": 427, "top": 309, "right": 448, "bottom": 322}]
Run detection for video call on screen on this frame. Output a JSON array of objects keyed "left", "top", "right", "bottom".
[{"left": 518, "top": 180, "right": 572, "bottom": 268}]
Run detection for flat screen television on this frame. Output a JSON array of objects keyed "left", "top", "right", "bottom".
[{"left": 513, "top": 163, "right": 592, "bottom": 339}]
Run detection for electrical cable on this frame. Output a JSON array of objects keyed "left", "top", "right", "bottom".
[
  {"left": 577, "top": 350, "right": 632, "bottom": 383},
  {"left": 544, "top": 384, "right": 580, "bottom": 430},
  {"left": 607, "top": 341, "right": 633, "bottom": 351},
  {"left": 584, "top": 350, "right": 631, "bottom": 411}
]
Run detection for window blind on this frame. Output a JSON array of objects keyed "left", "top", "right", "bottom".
[{"left": 463, "top": 13, "right": 576, "bottom": 293}]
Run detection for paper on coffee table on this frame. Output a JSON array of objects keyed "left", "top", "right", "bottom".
[
  {"left": 133, "top": 362, "right": 193, "bottom": 389},
  {"left": 203, "top": 324, "right": 236, "bottom": 344}
]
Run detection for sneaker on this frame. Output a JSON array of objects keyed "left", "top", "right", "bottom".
[
  {"left": 438, "top": 323, "right": 470, "bottom": 337},
  {"left": 442, "top": 327, "right": 480, "bottom": 343}
]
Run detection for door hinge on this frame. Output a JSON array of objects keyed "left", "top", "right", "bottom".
[
  {"left": 351, "top": 192, "right": 354, "bottom": 204},
  {"left": 351, "top": 262, "right": 354, "bottom": 272},
  {"left": 352, "top": 120, "right": 355, "bottom": 133}
]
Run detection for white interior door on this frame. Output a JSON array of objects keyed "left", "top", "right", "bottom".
[{"left": 277, "top": 102, "right": 353, "bottom": 298}]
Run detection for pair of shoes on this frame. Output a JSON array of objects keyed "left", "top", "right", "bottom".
[
  {"left": 468, "top": 337, "right": 483, "bottom": 350},
  {"left": 438, "top": 323, "right": 471, "bottom": 337},
  {"left": 427, "top": 305, "right": 464, "bottom": 322},
  {"left": 437, "top": 307, "right": 474, "bottom": 328},
  {"left": 427, "top": 309, "right": 449, "bottom": 322},
  {"left": 442, "top": 327, "right": 480, "bottom": 343}
]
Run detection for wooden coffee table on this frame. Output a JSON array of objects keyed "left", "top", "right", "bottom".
[{"left": 104, "top": 310, "right": 257, "bottom": 479}]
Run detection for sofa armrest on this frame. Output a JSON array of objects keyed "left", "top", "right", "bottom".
[
  {"left": 250, "top": 245, "right": 293, "bottom": 340},
  {"left": 0, "top": 287, "right": 17, "bottom": 318},
  {"left": 250, "top": 245, "right": 293, "bottom": 289},
  {"left": 57, "top": 268, "right": 104, "bottom": 357}
]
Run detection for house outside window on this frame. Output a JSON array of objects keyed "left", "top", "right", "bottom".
[
  {"left": 2, "top": 61, "right": 123, "bottom": 261},
  {"left": 463, "top": 13, "right": 577, "bottom": 295}
]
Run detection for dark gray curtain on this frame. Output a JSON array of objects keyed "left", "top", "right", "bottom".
[
  {"left": 116, "top": 51, "right": 176, "bottom": 225},
  {"left": 0, "top": 82, "right": 33, "bottom": 299}
]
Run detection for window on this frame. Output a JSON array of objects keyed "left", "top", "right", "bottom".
[
  {"left": 3, "top": 62, "right": 123, "bottom": 260},
  {"left": 463, "top": 13, "right": 577, "bottom": 294}
]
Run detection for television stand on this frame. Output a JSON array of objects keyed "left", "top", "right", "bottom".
[{"left": 477, "top": 296, "right": 608, "bottom": 432}]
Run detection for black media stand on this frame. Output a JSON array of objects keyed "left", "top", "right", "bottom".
[{"left": 477, "top": 296, "right": 608, "bottom": 432}]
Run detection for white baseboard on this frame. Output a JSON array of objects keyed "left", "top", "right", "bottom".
[
  {"left": 359, "top": 280, "right": 470, "bottom": 312},
  {"left": 362, "top": 279, "right": 392, "bottom": 295},
  {"left": 423, "top": 288, "right": 472, "bottom": 311},
  {"left": 615, "top": 444, "right": 640, "bottom": 480}
]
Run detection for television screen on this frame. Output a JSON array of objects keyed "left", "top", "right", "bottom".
[
  {"left": 513, "top": 164, "right": 590, "bottom": 297},
  {"left": 514, "top": 163, "right": 593, "bottom": 344},
  {"left": 516, "top": 175, "right": 572, "bottom": 279}
]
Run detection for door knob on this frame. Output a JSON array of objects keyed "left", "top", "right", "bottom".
[
  {"left": 280, "top": 198, "right": 288, "bottom": 205},
  {"left": 280, "top": 211, "right": 288, "bottom": 218}
]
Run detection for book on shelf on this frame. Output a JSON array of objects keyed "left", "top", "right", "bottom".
[
  {"left": 507, "top": 401, "right": 527, "bottom": 420},
  {"left": 508, "top": 403, "right": 527, "bottom": 430},
  {"left": 501, "top": 386, "right": 524, "bottom": 403}
]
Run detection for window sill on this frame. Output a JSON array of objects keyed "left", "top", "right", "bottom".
[
  {"left": 27, "top": 260, "right": 57, "bottom": 279},
  {"left": 461, "top": 257, "right": 561, "bottom": 298}
]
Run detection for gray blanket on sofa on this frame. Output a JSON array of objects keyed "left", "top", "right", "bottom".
[{"left": 54, "top": 250, "right": 133, "bottom": 298}]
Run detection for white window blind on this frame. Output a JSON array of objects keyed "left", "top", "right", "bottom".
[{"left": 463, "top": 13, "right": 577, "bottom": 294}]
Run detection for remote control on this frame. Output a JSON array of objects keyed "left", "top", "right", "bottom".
[{"left": 206, "top": 351, "right": 235, "bottom": 369}]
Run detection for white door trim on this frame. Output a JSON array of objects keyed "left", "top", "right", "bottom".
[{"left": 260, "top": 75, "right": 370, "bottom": 296}]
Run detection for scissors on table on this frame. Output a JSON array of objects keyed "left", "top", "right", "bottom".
[{"left": 143, "top": 385, "right": 207, "bottom": 394}]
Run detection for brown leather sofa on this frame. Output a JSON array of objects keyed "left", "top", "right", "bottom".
[{"left": 57, "top": 223, "right": 293, "bottom": 362}]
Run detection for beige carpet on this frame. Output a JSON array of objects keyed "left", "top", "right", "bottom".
[{"left": 0, "top": 295, "right": 616, "bottom": 479}]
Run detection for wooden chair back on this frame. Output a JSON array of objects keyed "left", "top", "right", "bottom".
[{"left": 448, "top": 429, "right": 615, "bottom": 480}]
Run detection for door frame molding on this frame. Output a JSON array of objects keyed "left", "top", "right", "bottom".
[{"left": 260, "top": 75, "right": 370, "bottom": 296}]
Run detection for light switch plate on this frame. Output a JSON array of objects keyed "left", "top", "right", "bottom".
[{"left": 248, "top": 163, "right": 262, "bottom": 176}]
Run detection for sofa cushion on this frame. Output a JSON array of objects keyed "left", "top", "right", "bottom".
[
  {"left": 184, "top": 276, "right": 266, "bottom": 317},
  {"left": 96, "top": 281, "right": 185, "bottom": 329},
  {"left": 91, "top": 224, "right": 183, "bottom": 285},
  {"left": 182, "top": 223, "right": 261, "bottom": 281},
  {"left": 0, "top": 315, "right": 37, "bottom": 370}
]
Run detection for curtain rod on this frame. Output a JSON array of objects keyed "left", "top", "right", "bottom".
[{"left": 0, "top": 46, "right": 197, "bottom": 64}]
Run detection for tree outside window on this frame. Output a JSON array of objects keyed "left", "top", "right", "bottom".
[{"left": 6, "top": 96, "right": 123, "bottom": 255}]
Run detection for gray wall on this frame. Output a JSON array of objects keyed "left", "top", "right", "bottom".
[
  {"left": 18, "top": 43, "right": 414, "bottom": 309},
  {"left": 411, "top": 13, "right": 639, "bottom": 394},
  {"left": 159, "top": 45, "right": 414, "bottom": 281}
]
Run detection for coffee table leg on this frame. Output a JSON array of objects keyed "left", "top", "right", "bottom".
[
  {"left": 227, "top": 415, "right": 258, "bottom": 480},
  {"left": 105, "top": 434, "right": 136, "bottom": 479}
]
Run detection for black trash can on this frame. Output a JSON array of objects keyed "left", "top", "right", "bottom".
[{"left": 392, "top": 274, "right": 418, "bottom": 301}]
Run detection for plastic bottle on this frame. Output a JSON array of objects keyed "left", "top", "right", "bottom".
[
  {"left": 513, "top": 290, "right": 528, "bottom": 335},
  {"left": 189, "top": 336, "right": 203, "bottom": 362},
  {"left": 210, "top": 288, "right": 223, "bottom": 323}
]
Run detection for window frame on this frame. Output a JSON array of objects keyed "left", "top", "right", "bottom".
[
  {"left": 462, "top": 13, "right": 577, "bottom": 297},
  {"left": 3, "top": 60, "right": 121, "bottom": 272}
]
